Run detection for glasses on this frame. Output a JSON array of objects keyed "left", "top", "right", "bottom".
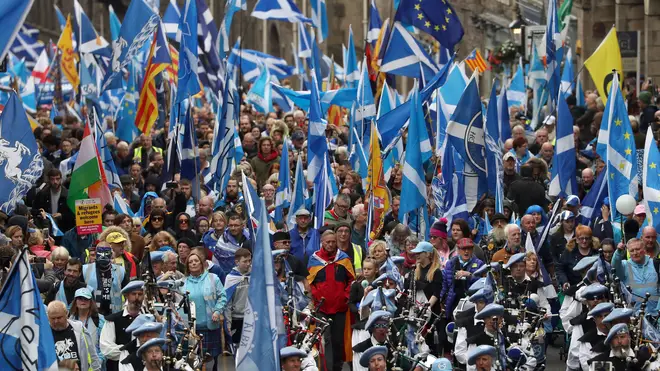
[
  {"left": 429, "top": 235, "right": 441, "bottom": 240},
  {"left": 279, "top": 240, "right": 291, "bottom": 245},
  {"left": 372, "top": 323, "right": 389, "bottom": 329},
  {"left": 152, "top": 217, "right": 164, "bottom": 222},
  {"left": 335, "top": 204, "right": 349, "bottom": 210},
  {"left": 577, "top": 236, "right": 591, "bottom": 241},
  {"left": 179, "top": 219, "right": 189, "bottom": 224},
  {"left": 458, "top": 246, "right": 473, "bottom": 251}
]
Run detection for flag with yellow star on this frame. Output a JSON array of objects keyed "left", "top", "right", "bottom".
[
  {"left": 597, "top": 73, "right": 637, "bottom": 220},
  {"left": 642, "top": 126, "right": 660, "bottom": 231},
  {"left": 394, "top": 0, "right": 464, "bottom": 50}
]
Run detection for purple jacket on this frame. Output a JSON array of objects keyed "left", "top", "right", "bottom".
[{"left": 439, "top": 255, "right": 484, "bottom": 319}]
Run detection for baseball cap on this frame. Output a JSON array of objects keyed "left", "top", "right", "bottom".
[{"left": 106, "top": 232, "right": 127, "bottom": 244}]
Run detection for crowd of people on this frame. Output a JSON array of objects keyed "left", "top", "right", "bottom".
[{"left": 2, "top": 73, "right": 660, "bottom": 371}]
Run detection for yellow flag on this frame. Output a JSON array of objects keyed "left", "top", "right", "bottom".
[
  {"left": 57, "top": 15, "right": 80, "bottom": 91},
  {"left": 584, "top": 27, "right": 622, "bottom": 103},
  {"left": 367, "top": 122, "right": 391, "bottom": 239}
]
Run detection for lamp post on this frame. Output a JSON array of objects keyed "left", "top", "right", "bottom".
[{"left": 509, "top": 2, "right": 527, "bottom": 63}]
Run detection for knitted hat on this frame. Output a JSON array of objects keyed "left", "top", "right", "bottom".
[{"left": 430, "top": 218, "right": 448, "bottom": 238}]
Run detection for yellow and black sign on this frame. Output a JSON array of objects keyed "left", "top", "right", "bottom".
[{"left": 75, "top": 198, "right": 102, "bottom": 235}]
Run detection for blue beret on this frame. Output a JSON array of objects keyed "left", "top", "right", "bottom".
[
  {"left": 280, "top": 346, "right": 307, "bottom": 359},
  {"left": 361, "top": 288, "right": 397, "bottom": 309},
  {"left": 588, "top": 302, "right": 614, "bottom": 318},
  {"left": 121, "top": 280, "right": 145, "bottom": 294},
  {"left": 469, "top": 288, "right": 495, "bottom": 304},
  {"left": 573, "top": 256, "right": 599, "bottom": 272},
  {"left": 468, "top": 278, "right": 486, "bottom": 295},
  {"left": 581, "top": 283, "right": 608, "bottom": 300},
  {"left": 603, "top": 307, "right": 634, "bottom": 323},
  {"left": 365, "top": 310, "right": 391, "bottom": 331},
  {"left": 390, "top": 256, "right": 405, "bottom": 265},
  {"left": 125, "top": 314, "right": 156, "bottom": 333},
  {"left": 504, "top": 252, "right": 526, "bottom": 269},
  {"left": 359, "top": 346, "right": 388, "bottom": 367},
  {"left": 133, "top": 322, "right": 164, "bottom": 337},
  {"left": 150, "top": 251, "right": 165, "bottom": 263},
  {"left": 137, "top": 338, "right": 166, "bottom": 358},
  {"left": 431, "top": 358, "right": 453, "bottom": 371},
  {"left": 372, "top": 273, "right": 397, "bottom": 285},
  {"left": 157, "top": 280, "right": 173, "bottom": 289},
  {"left": 475, "top": 303, "right": 504, "bottom": 320},
  {"left": 605, "top": 323, "right": 629, "bottom": 345},
  {"left": 467, "top": 345, "right": 497, "bottom": 366}
]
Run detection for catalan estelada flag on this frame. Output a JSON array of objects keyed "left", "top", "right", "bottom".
[
  {"left": 135, "top": 25, "right": 171, "bottom": 136},
  {"left": 465, "top": 48, "right": 489, "bottom": 73},
  {"left": 166, "top": 43, "right": 179, "bottom": 85}
]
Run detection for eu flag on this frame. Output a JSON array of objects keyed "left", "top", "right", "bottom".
[{"left": 394, "top": 0, "right": 463, "bottom": 50}]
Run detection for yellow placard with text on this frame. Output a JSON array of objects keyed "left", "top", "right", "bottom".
[{"left": 75, "top": 198, "right": 102, "bottom": 235}]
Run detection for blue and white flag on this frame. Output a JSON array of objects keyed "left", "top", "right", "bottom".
[
  {"left": 210, "top": 76, "right": 240, "bottom": 191},
  {"left": 507, "top": 58, "right": 526, "bottom": 110},
  {"left": 102, "top": 0, "right": 159, "bottom": 91},
  {"left": 498, "top": 86, "right": 512, "bottom": 148},
  {"left": 246, "top": 62, "right": 273, "bottom": 113},
  {"left": 286, "top": 154, "right": 308, "bottom": 230},
  {"left": 0, "top": 0, "right": 35, "bottom": 63},
  {"left": 113, "top": 192, "right": 135, "bottom": 217},
  {"left": 179, "top": 105, "right": 200, "bottom": 182},
  {"left": 529, "top": 45, "right": 547, "bottom": 129},
  {"left": 344, "top": 26, "right": 359, "bottom": 87},
  {"left": 643, "top": 127, "right": 660, "bottom": 233},
  {"left": 298, "top": 26, "right": 312, "bottom": 59},
  {"left": 439, "top": 141, "right": 469, "bottom": 225},
  {"left": 9, "top": 31, "right": 44, "bottom": 69},
  {"left": 45, "top": 213, "right": 64, "bottom": 237},
  {"left": 0, "top": 248, "right": 58, "bottom": 371},
  {"left": 162, "top": 0, "right": 181, "bottom": 40},
  {"left": 115, "top": 63, "right": 139, "bottom": 143},
  {"left": 270, "top": 84, "right": 357, "bottom": 111},
  {"left": 598, "top": 74, "right": 638, "bottom": 221},
  {"left": 228, "top": 47, "right": 294, "bottom": 82},
  {"left": 350, "top": 128, "right": 369, "bottom": 189},
  {"left": 306, "top": 74, "right": 328, "bottom": 182},
  {"left": 93, "top": 107, "right": 122, "bottom": 191},
  {"left": 310, "top": 0, "right": 328, "bottom": 43},
  {"left": 381, "top": 22, "right": 439, "bottom": 81},
  {"left": 549, "top": 92, "right": 577, "bottom": 197},
  {"left": 367, "top": 0, "right": 382, "bottom": 45},
  {"left": 545, "top": 0, "right": 561, "bottom": 114},
  {"left": 252, "top": 0, "right": 311, "bottom": 23},
  {"left": 0, "top": 93, "right": 43, "bottom": 214},
  {"left": 398, "top": 84, "right": 428, "bottom": 221},
  {"left": 54, "top": 4, "right": 67, "bottom": 31},
  {"left": 577, "top": 170, "right": 607, "bottom": 227},
  {"left": 235, "top": 195, "right": 286, "bottom": 370},
  {"left": 218, "top": 0, "right": 246, "bottom": 58},
  {"left": 196, "top": 0, "right": 224, "bottom": 94},
  {"left": 350, "top": 56, "right": 376, "bottom": 150},
  {"left": 109, "top": 5, "right": 122, "bottom": 43},
  {"left": 176, "top": 0, "right": 201, "bottom": 102},
  {"left": 576, "top": 73, "right": 585, "bottom": 106},
  {"left": 560, "top": 47, "right": 574, "bottom": 97},
  {"left": 274, "top": 141, "right": 291, "bottom": 223},
  {"left": 74, "top": 0, "right": 111, "bottom": 57},
  {"left": 486, "top": 81, "right": 500, "bottom": 146}
]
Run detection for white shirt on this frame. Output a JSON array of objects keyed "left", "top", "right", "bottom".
[
  {"left": 579, "top": 328, "right": 606, "bottom": 371},
  {"left": 99, "top": 308, "right": 133, "bottom": 363}
]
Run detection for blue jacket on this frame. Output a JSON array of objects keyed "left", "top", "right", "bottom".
[
  {"left": 183, "top": 271, "right": 227, "bottom": 330},
  {"left": 289, "top": 227, "right": 317, "bottom": 263},
  {"left": 612, "top": 250, "right": 659, "bottom": 314},
  {"left": 439, "top": 255, "right": 484, "bottom": 319}
]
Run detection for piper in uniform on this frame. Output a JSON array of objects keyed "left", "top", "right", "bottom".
[
  {"left": 352, "top": 310, "right": 393, "bottom": 371},
  {"left": 120, "top": 321, "right": 164, "bottom": 371},
  {"left": 588, "top": 324, "right": 636, "bottom": 371},
  {"left": 467, "top": 345, "right": 497, "bottom": 371},
  {"left": 454, "top": 287, "right": 494, "bottom": 368},
  {"left": 137, "top": 338, "right": 167, "bottom": 371},
  {"left": 100, "top": 280, "right": 146, "bottom": 371},
  {"left": 359, "top": 346, "right": 388, "bottom": 371},
  {"left": 575, "top": 302, "right": 613, "bottom": 370},
  {"left": 280, "top": 346, "right": 319, "bottom": 371},
  {"left": 502, "top": 253, "right": 550, "bottom": 312}
]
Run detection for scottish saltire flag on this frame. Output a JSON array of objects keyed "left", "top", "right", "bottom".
[
  {"left": 529, "top": 45, "right": 547, "bottom": 129},
  {"left": 218, "top": 0, "right": 246, "bottom": 58},
  {"left": 498, "top": 87, "right": 512, "bottom": 148},
  {"left": 113, "top": 192, "right": 135, "bottom": 217},
  {"left": 507, "top": 58, "right": 526, "bottom": 109},
  {"left": 437, "top": 62, "right": 468, "bottom": 120},
  {"left": 0, "top": 0, "right": 35, "bottom": 63},
  {"left": 227, "top": 47, "right": 294, "bottom": 82},
  {"left": 394, "top": 0, "right": 463, "bottom": 49},
  {"left": 353, "top": 56, "right": 376, "bottom": 133},
  {"left": 298, "top": 26, "right": 312, "bottom": 59},
  {"left": 210, "top": 76, "right": 240, "bottom": 191},
  {"left": 545, "top": 0, "right": 561, "bottom": 113},
  {"left": 560, "top": 47, "right": 575, "bottom": 97},
  {"left": 598, "top": 74, "right": 637, "bottom": 221},
  {"left": 548, "top": 93, "right": 577, "bottom": 197},
  {"left": 75, "top": 0, "right": 111, "bottom": 57},
  {"left": 381, "top": 22, "right": 439, "bottom": 81},
  {"left": 195, "top": 0, "right": 224, "bottom": 94},
  {"left": 439, "top": 141, "right": 469, "bottom": 225},
  {"left": 377, "top": 80, "right": 401, "bottom": 120},
  {"left": 274, "top": 141, "right": 291, "bottom": 223},
  {"left": 163, "top": 0, "right": 181, "bottom": 40},
  {"left": 0, "top": 248, "right": 58, "bottom": 371},
  {"left": 287, "top": 154, "right": 308, "bottom": 230},
  {"left": 398, "top": 85, "right": 428, "bottom": 222},
  {"left": 176, "top": 0, "right": 201, "bottom": 102},
  {"left": 270, "top": 84, "right": 357, "bottom": 111},
  {"left": 9, "top": 30, "right": 44, "bottom": 69},
  {"left": 102, "top": 0, "right": 159, "bottom": 91},
  {"left": 577, "top": 170, "right": 607, "bottom": 227},
  {"left": 350, "top": 128, "right": 369, "bottom": 189},
  {"left": 235, "top": 194, "right": 286, "bottom": 371},
  {"left": 45, "top": 213, "right": 64, "bottom": 237},
  {"left": 54, "top": 4, "right": 66, "bottom": 31},
  {"left": 643, "top": 127, "right": 660, "bottom": 233},
  {"left": 20, "top": 77, "right": 36, "bottom": 113},
  {"left": 246, "top": 62, "right": 274, "bottom": 113},
  {"left": 344, "top": 26, "right": 359, "bottom": 88},
  {"left": 179, "top": 105, "right": 200, "bottom": 182},
  {"left": 576, "top": 73, "right": 585, "bottom": 106},
  {"left": 109, "top": 5, "right": 122, "bottom": 43},
  {"left": 368, "top": 0, "right": 382, "bottom": 45},
  {"left": 306, "top": 74, "right": 328, "bottom": 182},
  {"left": 486, "top": 81, "right": 501, "bottom": 145},
  {"left": 0, "top": 93, "right": 43, "bottom": 214},
  {"left": 252, "top": 0, "right": 311, "bottom": 23},
  {"left": 80, "top": 59, "right": 100, "bottom": 103},
  {"left": 310, "top": 0, "right": 328, "bottom": 43},
  {"left": 93, "top": 108, "right": 122, "bottom": 191}
]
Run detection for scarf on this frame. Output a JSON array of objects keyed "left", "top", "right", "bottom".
[
  {"left": 401, "top": 252, "right": 416, "bottom": 270},
  {"left": 96, "top": 262, "right": 113, "bottom": 315},
  {"left": 257, "top": 150, "right": 278, "bottom": 163}
]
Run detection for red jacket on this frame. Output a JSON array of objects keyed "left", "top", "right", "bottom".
[{"left": 307, "top": 248, "right": 355, "bottom": 315}]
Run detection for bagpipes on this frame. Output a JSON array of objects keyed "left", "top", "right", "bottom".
[{"left": 287, "top": 297, "right": 331, "bottom": 359}]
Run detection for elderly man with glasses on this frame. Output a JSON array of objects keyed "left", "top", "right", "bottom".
[
  {"left": 613, "top": 238, "right": 660, "bottom": 314},
  {"left": 324, "top": 194, "right": 353, "bottom": 228}
]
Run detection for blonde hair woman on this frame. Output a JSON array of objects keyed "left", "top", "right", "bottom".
[{"left": 148, "top": 231, "right": 177, "bottom": 252}]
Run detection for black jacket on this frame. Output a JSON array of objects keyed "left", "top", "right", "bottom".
[
  {"left": 640, "top": 105, "right": 658, "bottom": 133},
  {"left": 507, "top": 177, "right": 547, "bottom": 216},
  {"left": 32, "top": 186, "right": 75, "bottom": 232}
]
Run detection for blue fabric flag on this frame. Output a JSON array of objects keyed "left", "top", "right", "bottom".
[
  {"left": 286, "top": 154, "right": 309, "bottom": 230},
  {"left": 93, "top": 107, "right": 122, "bottom": 191},
  {"left": 246, "top": 62, "right": 273, "bottom": 113},
  {"left": 381, "top": 22, "right": 439, "bottom": 81},
  {"left": 162, "top": 0, "right": 181, "bottom": 40},
  {"left": 597, "top": 74, "right": 638, "bottom": 221},
  {"left": 209, "top": 76, "right": 240, "bottom": 191},
  {"left": 270, "top": 84, "right": 357, "bottom": 111},
  {"left": 486, "top": 80, "right": 500, "bottom": 145},
  {"left": 45, "top": 213, "right": 64, "bottom": 237},
  {"left": 498, "top": 86, "right": 512, "bottom": 148},
  {"left": 298, "top": 25, "right": 312, "bottom": 59},
  {"left": 9, "top": 30, "right": 44, "bottom": 69},
  {"left": 115, "top": 64, "right": 139, "bottom": 143},
  {"left": 394, "top": 0, "right": 463, "bottom": 49},
  {"left": 102, "top": 0, "right": 159, "bottom": 91},
  {"left": 439, "top": 141, "right": 469, "bottom": 225},
  {"left": 399, "top": 84, "right": 428, "bottom": 221},
  {"left": 274, "top": 141, "right": 291, "bottom": 223},
  {"left": 344, "top": 26, "right": 359, "bottom": 87},
  {"left": 228, "top": 47, "right": 294, "bottom": 83},
  {"left": 195, "top": 0, "right": 224, "bottom": 94},
  {"left": 75, "top": 0, "right": 111, "bottom": 57},
  {"left": 368, "top": 0, "right": 382, "bottom": 45},
  {"left": 54, "top": 4, "right": 67, "bottom": 31},
  {"left": 218, "top": 0, "right": 246, "bottom": 58},
  {"left": 560, "top": 47, "right": 575, "bottom": 98},
  {"left": 507, "top": 58, "right": 526, "bottom": 110},
  {"left": 0, "top": 248, "right": 58, "bottom": 371},
  {"left": 109, "top": 5, "right": 122, "bottom": 43},
  {"left": 577, "top": 170, "right": 607, "bottom": 227},
  {"left": 0, "top": 93, "right": 43, "bottom": 214},
  {"left": 643, "top": 127, "right": 660, "bottom": 233},
  {"left": 310, "top": 0, "right": 328, "bottom": 43},
  {"left": 0, "top": 0, "right": 35, "bottom": 63},
  {"left": 548, "top": 92, "right": 577, "bottom": 197},
  {"left": 252, "top": 0, "right": 311, "bottom": 23},
  {"left": 529, "top": 45, "right": 547, "bottom": 129},
  {"left": 545, "top": 0, "right": 561, "bottom": 114},
  {"left": 113, "top": 192, "right": 135, "bottom": 217},
  {"left": 176, "top": 0, "right": 202, "bottom": 102},
  {"left": 306, "top": 73, "right": 328, "bottom": 183},
  {"left": 576, "top": 73, "right": 585, "bottom": 106},
  {"left": 179, "top": 104, "right": 200, "bottom": 182}
]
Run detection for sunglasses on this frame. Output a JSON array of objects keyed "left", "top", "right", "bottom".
[
  {"left": 372, "top": 322, "right": 389, "bottom": 329},
  {"left": 152, "top": 217, "right": 164, "bottom": 221},
  {"left": 577, "top": 236, "right": 592, "bottom": 241},
  {"left": 279, "top": 240, "right": 291, "bottom": 245},
  {"left": 179, "top": 219, "right": 189, "bottom": 224}
]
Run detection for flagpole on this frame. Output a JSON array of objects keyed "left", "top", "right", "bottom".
[
  {"left": 363, "top": 0, "right": 368, "bottom": 52},
  {"left": 262, "top": 20, "right": 268, "bottom": 53}
]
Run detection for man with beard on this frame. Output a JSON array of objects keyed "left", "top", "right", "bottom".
[
  {"left": 82, "top": 243, "right": 130, "bottom": 315},
  {"left": 242, "top": 133, "right": 258, "bottom": 159},
  {"left": 45, "top": 258, "right": 87, "bottom": 308},
  {"left": 491, "top": 224, "right": 523, "bottom": 264},
  {"left": 588, "top": 324, "right": 636, "bottom": 371},
  {"left": 121, "top": 321, "right": 164, "bottom": 370},
  {"left": 479, "top": 213, "right": 508, "bottom": 262},
  {"left": 100, "top": 280, "right": 146, "bottom": 371},
  {"left": 137, "top": 338, "right": 167, "bottom": 371},
  {"left": 578, "top": 302, "right": 614, "bottom": 371},
  {"left": 48, "top": 301, "right": 101, "bottom": 371},
  {"left": 215, "top": 178, "right": 246, "bottom": 218}
]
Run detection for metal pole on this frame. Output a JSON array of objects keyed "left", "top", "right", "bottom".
[
  {"left": 363, "top": 0, "right": 368, "bottom": 51},
  {"left": 637, "top": 30, "right": 641, "bottom": 96},
  {"left": 263, "top": 20, "right": 268, "bottom": 53}
]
